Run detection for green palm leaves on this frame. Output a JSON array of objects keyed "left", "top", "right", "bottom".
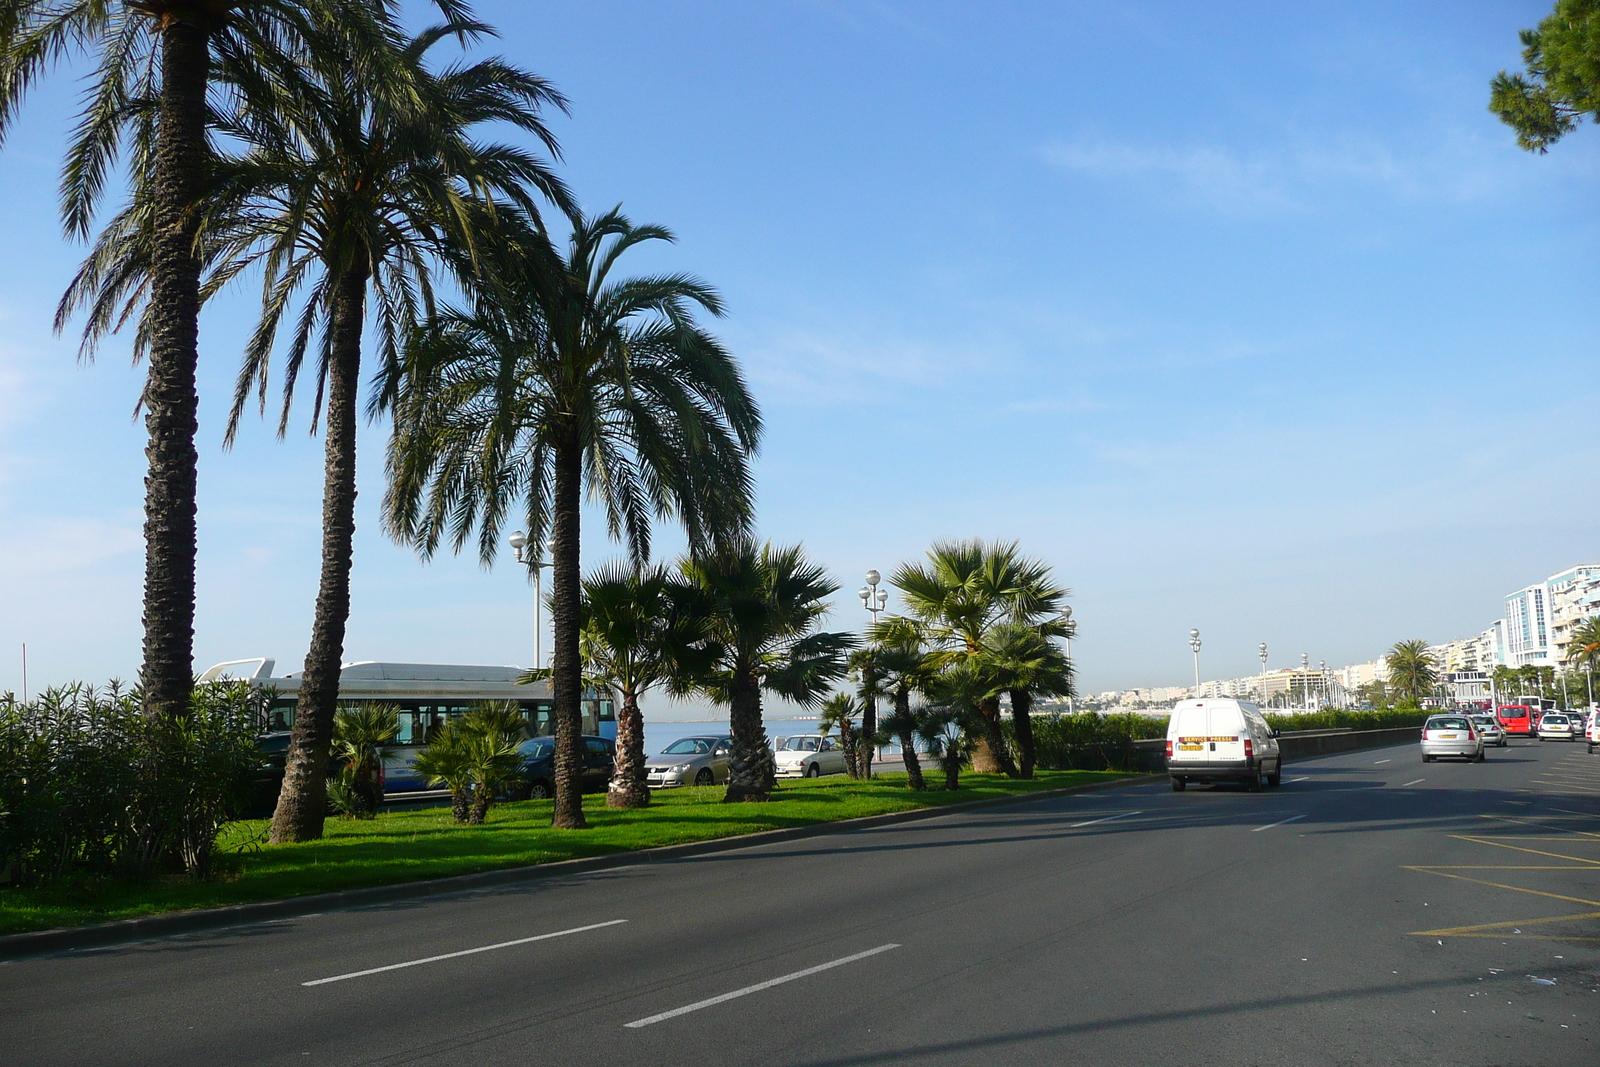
[
  {"left": 1385, "top": 640, "right": 1438, "bottom": 708},
  {"left": 411, "top": 705, "right": 524, "bottom": 825},
  {"left": 328, "top": 703, "right": 399, "bottom": 817}
]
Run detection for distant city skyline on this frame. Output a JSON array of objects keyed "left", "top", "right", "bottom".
[{"left": 2, "top": 2, "right": 1597, "bottom": 702}]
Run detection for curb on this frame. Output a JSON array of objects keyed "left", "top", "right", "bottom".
[{"left": 0, "top": 772, "right": 1158, "bottom": 961}]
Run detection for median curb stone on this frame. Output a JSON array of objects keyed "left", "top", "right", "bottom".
[{"left": 0, "top": 771, "right": 1158, "bottom": 960}]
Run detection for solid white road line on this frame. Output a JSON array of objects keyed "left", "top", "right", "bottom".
[
  {"left": 1400, "top": 778, "right": 1426, "bottom": 788},
  {"left": 1070, "top": 811, "right": 1143, "bottom": 828},
  {"left": 623, "top": 944, "right": 901, "bottom": 1028},
  {"left": 1373, "top": 759, "right": 1392, "bottom": 765},
  {"left": 302, "top": 920, "right": 628, "bottom": 987},
  {"left": 1251, "top": 814, "right": 1306, "bottom": 833},
  {"left": 1286, "top": 776, "right": 1310, "bottom": 783}
]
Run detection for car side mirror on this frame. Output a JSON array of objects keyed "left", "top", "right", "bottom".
[{"left": 1270, "top": 729, "right": 1280, "bottom": 738}]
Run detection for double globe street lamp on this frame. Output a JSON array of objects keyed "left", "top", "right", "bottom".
[{"left": 1189, "top": 628, "right": 1202, "bottom": 694}]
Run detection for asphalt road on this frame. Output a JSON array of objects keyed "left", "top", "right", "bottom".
[{"left": 3, "top": 736, "right": 1598, "bottom": 1066}]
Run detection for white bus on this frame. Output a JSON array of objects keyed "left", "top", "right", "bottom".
[{"left": 201, "top": 658, "right": 616, "bottom": 793}]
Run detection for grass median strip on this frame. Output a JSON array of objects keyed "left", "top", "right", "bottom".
[{"left": 0, "top": 768, "right": 1131, "bottom": 936}]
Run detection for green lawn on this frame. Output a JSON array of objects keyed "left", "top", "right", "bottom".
[{"left": 0, "top": 769, "right": 1133, "bottom": 935}]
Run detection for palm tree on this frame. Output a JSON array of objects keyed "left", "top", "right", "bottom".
[
  {"left": 1565, "top": 617, "right": 1600, "bottom": 708},
  {"left": 1385, "top": 640, "right": 1437, "bottom": 708},
  {"left": 0, "top": 0, "right": 412, "bottom": 720},
  {"left": 329, "top": 703, "right": 399, "bottom": 816},
  {"left": 891, "top": 539, "right": 1069, "bottom": 777},
  {"left": 576, "top": 562, "right": 710, "bottom": 809},
  {"left": 816, "top": 693, "right": 862, "bottom": 779},
  {"left": 917, "top": 705, "right": 981, "bottom": 791},
  {"left": 384, "top": 208, "right": 762, "bottom": 829},
  {"left": 864, "top": 617, "right": 935, "bottom": 790},
  {"left": 680, "top": 539, "right": 855, "bottom": 802},
  {"left": 211, "top": 23, "right": 568, "bottom": 845},
  {"left": 981, "top": 621, "right": 1073, "bottom": 779},
  {"left": 412, "top": 729, "right": 473, "bottom": 823}
]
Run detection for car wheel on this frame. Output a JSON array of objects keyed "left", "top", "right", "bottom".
[
  {"left": 1267, "top": 761, "right": 1282, "bottom": 787},
  {"left": 529, "top": 780, "right": 552, "bottom": 800},
  {"left": 1171, "top": 777, "right": 1186, "bottom": 792},
  {"left": 1247, "top": 770, "right": 1263, "bottom": 792},
  {"left": 1422, "top": 754, "right": 1433, "bottom": 763},
  {"left": 805, "top": 762, "right": 821, "bottom": 778},
  {"left": 694, "top": 768, "right": 715, "bottom": 787}
]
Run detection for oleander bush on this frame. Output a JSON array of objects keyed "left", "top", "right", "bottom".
[{"left": 0, "top": 681, "right": 262, "bottom": 887}]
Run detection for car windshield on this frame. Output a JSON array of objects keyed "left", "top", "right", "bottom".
[
  {"left": 519, "top": 739, "right": 553, "bottom": 759},
  {"left": 663, "top": 738, "right": 713, "bottom": 755},
  {"left": 1427, "top": 717, "right": 1469, "bottom": 730},
  {"left": 780, "top": 736, "right": 820, "bottom": 752}
]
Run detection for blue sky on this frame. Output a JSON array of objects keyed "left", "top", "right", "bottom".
[{"left": 2, "top": 1, "right": 1597, "bottom": 706}]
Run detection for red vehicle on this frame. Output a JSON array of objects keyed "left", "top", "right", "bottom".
[{"left": 1496, "top": 704, "right": 1535, "bottom": 736}]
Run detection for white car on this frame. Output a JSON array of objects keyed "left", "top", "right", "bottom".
[
  {"left": 773, "top": 734, "right": 848, "bottom": 778},
  {"left": 1538, "top": 713, "right": 1576, "bottom": 742},
  {"left": 1588, "top": 712, "right": 1600, "bottom": 753}
]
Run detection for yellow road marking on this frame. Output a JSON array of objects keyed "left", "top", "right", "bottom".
[
  {"left": 1411, "top": 909, "right": 1600, "bottom": 936},
  {"left": 1401, "top": 866, "right": 1600, "bottom": 906},
  {"left": 1477, "top": 814, "right": 1600, "bottom": 838},
  {"left": 1450, "top": 836, "right": 1600, "bottom": 861}
]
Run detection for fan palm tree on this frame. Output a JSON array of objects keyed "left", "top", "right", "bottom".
[
  {"left": 1385, "top": 640, "right": 1437, "bottom": 708},
  {"left": 1565, "top": 617, "right": 1600, "bottom": 708},
  {"left": 680, "top": 539, "right": 855, "bottom": 802},
  {"left": 816, "top": 693, "right": 862, "bottom": 779},
  {"left": 412, "top": 728, "right": 473, "bottom": 823},
  {"left": 329, "top": 703, "right": 399, "bottom": 816},
  {"left": 917, "top": 705, "right": 981, "bottom": 791},
  {"left": 576, "top": 562, "right": 711, "bottom": 809},
  {"left": 980, "top": 621, "right": 1074, "bottom": 779},
  {"left": 891, "top": 539, "right": 1069, "bottom": 777},
  {"left": 864, "top": 617, "right": 936, "bottom": 790},
  {"left": 0, "top": 0, "right": 415, "bottom": 720},
  {"left": 384, "top": 208, "right": 762, "bottom": 829}
]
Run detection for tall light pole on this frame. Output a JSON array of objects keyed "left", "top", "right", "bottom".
[
  {"left": 858, "top": 569, "right": 887, "bottom": 775},
  {"left": 1300, "top": 652, "right": 1309, "bottom": 713},
  {"left": 1189, "top": 629, "right": 1202, "bottom": 695},
  {"left": 508, "top": 530, "right": 548, "bottom": 674},
  {"left": 858, "top": 569, "right": 887, "bottom": 627},
  {"left": 1063, "top": 605, "right": 1075, "bottom": 714},
  {"left": 1258, "top": 643, "right": 1268, "bottom": 708}
]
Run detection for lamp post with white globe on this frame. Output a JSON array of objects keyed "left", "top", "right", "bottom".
[
  {"left": 1259, "top": 643, "right": 1268, "bottom": 708},
  {"left": 857, "top": 570, "right": 888, "bottom": 777},
  {"left": 1189, "top": 629, "right": 1202, "bottom": 694},
  {"left": 508, "top": 530, "right": 548, "bottom": 673},
  {"left": 1062, "top": 605, "right": 1074, "bottom": 714}
]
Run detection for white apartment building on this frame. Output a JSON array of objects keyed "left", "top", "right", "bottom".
[
  {"left": 1506, "top": 582, "right": 1554, "bottom": 667},
  {"left": 1477, "top": 621, "right": 1507, "bottom": 672},
  {"left": 1548, "top": 565, "right": 1600, "bottom": 661}
]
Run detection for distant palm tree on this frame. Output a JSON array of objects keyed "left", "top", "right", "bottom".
[
  {"left": 891, "top": 539, "right": 1069, "bottom": 777},
  {"left": 865, "top": 617, "right": 936, "bottom": 790},
  {"left": 412, "top": 730, "right": 474, "bottom": 823},
  {"left": 918, "top": 705, "right": 981, "bottom": 791},
  {"left": 1, "top": 0, "right": 412, "bottom": 720},
  {"left": 680, "top": 539, "right": 855, "bottom": 802},
  {"left": 980, "top": 621, "right": 1073, "bottom": 779},
  {"left": 1385, "top": 640, "right": 1437, "bottom": 707},
  {"left": 1565, "top": 617, "right": 1600, "bottom": 708},
  {"left": 385, "top": 208, "right": 761, "bottom": 828},
  {"left": 329, "top": 703, "right": 399, "bottom": 816},
  {"left": 817, "top": 693, "right": 862, "bottom": 779},
  {"left": 576, "top": 562, "right": 711, "bottom": 808}
]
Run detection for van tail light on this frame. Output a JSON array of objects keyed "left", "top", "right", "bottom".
[
  {"left": 1244, "top": 739, "right": 1254, "bottom": 760},
  {"left": 1165, "top": 740, "right": 1173, "bottom": 759}
]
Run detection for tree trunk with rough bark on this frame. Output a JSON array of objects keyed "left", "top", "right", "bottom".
[
  {"left": 724, "top": 669, "right": 771, "bottom": 802},
  {"left": 893, "top": 687, "right": 926, "bottom": 790},
  {"left": 838, "top": 719, "right": 858, "bottom": 779},
  {"left": 1011, "top": 687, "right": 1036, "bottom": 779},
  {"left": 859, "top": 678, "right": 876, "bottom": 780},
  {"left": 970, "top": 695, "right": 1019, "bottom": 777},
  {"left": 270, "top": 262, "right": 368, "bottom": 844},
  {"left": 608, "top": 689, "right": 649, "bottom": 808},
  {"left": 139, "top": 14, "right": 212, "bottom": 721},
  {"left": 548, "top": 440, "right": 588, "bottom": 828}
]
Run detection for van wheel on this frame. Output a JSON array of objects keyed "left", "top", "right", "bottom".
[
  {"left": 1247, "top": 772, "right": 1263, "bottom": 793},
  {"left": 1171, "top": 777, "right": 1186, "bottom": 791},
  {"left": 1267, "top": 762, "right": 1282, "bottom": 787}
]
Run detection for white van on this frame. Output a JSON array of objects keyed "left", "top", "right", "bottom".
[{"left": 1165, "top": 698, "right": 1282, "bottom": 792}]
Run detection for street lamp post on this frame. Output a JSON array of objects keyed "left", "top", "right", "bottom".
[
  {"left": 508, "top": 530, "right": 548, "bottom": 673},
  {"left": 1319, "top": 659, "right": 1327, "bottom": 711},
  {"left": 858, "top": 570, "right": 888, "bottom": 776},
  {"left": 858, "top": 569, "right": 887, "bottom": 627},
  {"left": 1189, "top": 629, "right": 1202, "bottom": 695},
  {"left": 1258, "top": 643, "right": 1268, "bottom": 709},
  {"left": 1301, "top": 652, "right": 1310, "bottom": 713},
  {"left": 1063, "top": 605, "right": 1074, "bottom": 714}
]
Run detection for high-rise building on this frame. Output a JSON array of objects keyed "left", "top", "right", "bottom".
[
  {"left": 1547, "top": 565, "right": 1600, "bottom": 662},
  {"left": 1506, "top": 583, "right": 1553, "bottom": 667}
]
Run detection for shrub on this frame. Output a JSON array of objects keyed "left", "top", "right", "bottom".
[
  {"left": 0, "top": 681, "right": 261, "bottom": 886},
  {"left": 1026, "top": 711, "right": 1167, "bottom": 772}
]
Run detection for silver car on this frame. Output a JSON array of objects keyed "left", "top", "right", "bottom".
[
  {"left": 645, "top": 736, "right": 731, "bottom": 788},
  {"left": 1420, "top": 714, "right": 1484, "bottom": 763},
  {"left": 1470, "top": 714, "right": 1507, "bottom": 747},
  {"left": 1538, "top": 713, "right": 1576, "bottom": 742}
]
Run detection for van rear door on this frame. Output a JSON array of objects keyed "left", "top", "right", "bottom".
[
  {"left": 1169, "top": 705, "right": 1210, "bottom": 765},
  {"left": 1208, "top": 707, "right": 1247, "bottom": 762}
]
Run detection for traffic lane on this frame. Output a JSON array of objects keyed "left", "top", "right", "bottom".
[{"left": 1, "top": 738, "right": 1589, "bottom": 1066}]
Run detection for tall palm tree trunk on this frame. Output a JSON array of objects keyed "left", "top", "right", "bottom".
[
  {"left": 269, "top": 264, "right": 368, "bottom": 844},
  {"left": 859, "top": 679, "right": 876, "bottom": 780},
  {"left": 1010, "top": 688, "right": 1036, "bottom": 779},
  {"left": 724, "top": 670, "right": 770, "bottom": 802},
  {"left": 549, "top": 439, "right": 588, "bottom": 829},
  {"left": 608, "top": 689, "right": 649, "bottom": 809},
  {"left": 139, "top": 15, "right": 212, "bottom": 721},
  {"left": 893, "top": 688, "right": 926, "bottom": 791},
  {"left": 971, "top": 695, "right": 1019, "bottom": 777}
]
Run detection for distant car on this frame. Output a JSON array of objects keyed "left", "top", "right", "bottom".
[
  {"left": 774, "top": 734, "right": 848, "bottom": 778},
  {"left": 1421, "top": 714, "right": 1484, "bottom": 763},
  {"left": 645, "top": 736, "right": 732, "bottom": 788},
  {"left": 1496, "top": 705, "right": 1535, "bottom": 737},
  {"left": 511, "top": 735, "right": 615, "bottom": 799},
  {"left": 1470, "top": 714, "right": 1507, "bottom": 748},
  {"left": 1538, "top": 713, "right": 1575, "bottom": 742},
  {"left": 1587, "top": 712, "right": 1600, "bottom": 753}
]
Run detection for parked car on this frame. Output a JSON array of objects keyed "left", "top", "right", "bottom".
[
  {"left": 1538, "top": 713, "right": 1576, "bottom": 742},
  {"left": 774, "top": 734, "right": 849, "bottom": 778},
  {"left": 1164, "top": 698, "right": 1282, "bottom": 792},
  {"left": 1470, "top": 714, "right": 1507, "bottom": 748},
  {"left": 511, "top": 735, "right": 615, "bottom": 799},
  {"left": 645, "top": 735, "right": 732, "bottom": 788},
  {"left": 1420, "top": 714, "right": 1484, "bottom": 762}
]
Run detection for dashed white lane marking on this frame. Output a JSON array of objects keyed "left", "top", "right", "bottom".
[
  {"left": 624, "top": 944, "right": 901, "bottom": 1028},
  {"left": 1287, "top": 776, "right": 1310, "bottom": 783},
  {"left": 1071, "top": 811, "right": 1144, "bottom": 828},
  {"left": 1401, "top": 779, "right": 1427, "bottom": 788},
  {"left": 1251, "top": 814, "right": 1306, "bottom": 832},
  {"left": 302, "top": 920, "right": 628, "bottom": 987},
  {"left": 1374, "top": 759, "right": 1392, "bottom": 765}
]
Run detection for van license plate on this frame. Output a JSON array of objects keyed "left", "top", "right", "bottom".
[{"left": 1179, "top": 744, "right": 1203, "bottom": 751}]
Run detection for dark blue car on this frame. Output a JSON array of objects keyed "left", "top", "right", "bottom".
[{"left": 512, "top": 735, "right": 616, "bottom": 799}]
